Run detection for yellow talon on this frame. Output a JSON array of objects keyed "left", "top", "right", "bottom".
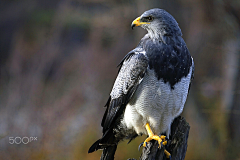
[
  {"left": 164, "top": 149, "right": 171, "bottom": 158},
  {"left": 162, "top": 141, "right": 167, "bottom": 146},
  {"left": 143, "top": 123, "right": 171, "bottom": 158},
  {"left": 160, "top": 135, "right": 166, "bottom": 141},
  {"left": 143, "top": 135, "right": 163, "bottom": 148}
]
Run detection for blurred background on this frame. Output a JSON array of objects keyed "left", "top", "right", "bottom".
[{"left": 0, "top": 0, "right": 240, "bottom": 159}]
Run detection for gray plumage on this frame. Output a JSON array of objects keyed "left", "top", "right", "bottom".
[
  {"left": 89, "top": 8, "right": 194, "bottom": 160},
  {"left": 140, "top": 9, "right": 182, "bottom": 42}
]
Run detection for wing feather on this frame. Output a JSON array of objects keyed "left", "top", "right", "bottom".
[{"left": 101, "top": 51, "right": 148, "bottom": 133}]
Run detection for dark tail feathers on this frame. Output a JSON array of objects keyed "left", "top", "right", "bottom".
[
  {"left": 88, "top": 139, "right": 101, "bottom": 153},
  {"left": 89, "top": 128, "right": 118, "bottom": 160},
  {"left": 88, "top": 139, "right": 117, "bottom": 160},
  {"left": 100, "top": 145, "right": 117, "bottom": 160}
]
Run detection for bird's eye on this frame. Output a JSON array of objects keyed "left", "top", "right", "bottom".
[
  {"left": 147, "top": 16, "right": 153, "bottom": 21},
  {"left": 142, "top": 16, "right": 154, "bottom": 22}
]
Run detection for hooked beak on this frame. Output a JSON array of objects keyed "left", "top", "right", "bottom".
[{"left": 131, "top": 17, "right": 150, "bottom": 29}]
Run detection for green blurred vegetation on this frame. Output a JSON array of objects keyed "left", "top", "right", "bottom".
[{"left": 0, "top": 0, "right": 240, "bottom": 159}]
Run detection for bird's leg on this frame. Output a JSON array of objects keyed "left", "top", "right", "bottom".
[{"left": 143, "top": 123, "right": 171, "bottom": 158}]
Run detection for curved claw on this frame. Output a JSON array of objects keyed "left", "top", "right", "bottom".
[{"left": 138, "top": 142, "right": 144, "bottom": 151}]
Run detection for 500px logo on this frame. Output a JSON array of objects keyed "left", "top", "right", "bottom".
[{"left": 9, "top": 137, "right": 37, "bottom": 144}]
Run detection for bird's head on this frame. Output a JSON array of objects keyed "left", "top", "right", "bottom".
[{"left": 131, "top": 8, "right": 182, "bottom": 41}]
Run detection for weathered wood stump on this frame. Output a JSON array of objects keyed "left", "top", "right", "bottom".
[{"left": 128, "top": 116, "right": 190, "bottom": 160}]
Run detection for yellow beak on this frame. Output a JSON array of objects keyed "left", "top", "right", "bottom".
[{"left": 131, "top": 17, "right": 150, "bottom": 29}]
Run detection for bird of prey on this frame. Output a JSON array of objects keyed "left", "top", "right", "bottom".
[{"left": 88, "top": 8, "right": 194, "bottom": 160}]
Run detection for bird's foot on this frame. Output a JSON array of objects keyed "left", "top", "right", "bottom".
[
  {"left": 142, "top": 135, "right": 170, "bottom": 158},
  {"left": 143, "top": 123, "right": 171, "bottom": 158},
  {"left": 142, "top": 135, "right": 167, "bottom": 148}
]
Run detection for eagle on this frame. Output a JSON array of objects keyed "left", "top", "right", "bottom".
[{"left": 88, "top": 8, "right": 194, "bottom": 160}]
